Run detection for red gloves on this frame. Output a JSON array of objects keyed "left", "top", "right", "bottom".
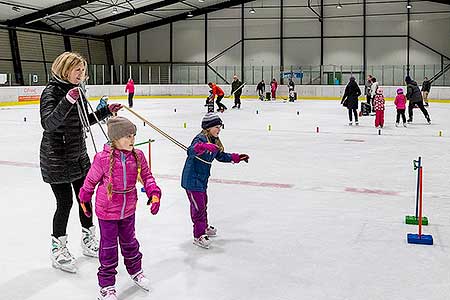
[
  {"left": 231, "top": 153, "right": 249, "bottom": 163},
  {"left": 108, "top": 103, "right": 123, "bottom": 113},
  {"left": 193, "top": 142, "right": 219, "bottom": 155},
  {"left": 148, "top": 195, "right": 160, "bottom": 215},
  {"left": 66, "top": 87, "right": 80, "bottom": 104}
]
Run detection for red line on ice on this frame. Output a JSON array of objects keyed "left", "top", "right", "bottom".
[
  {"left": 345, "top": 187, "right": 399, "bottom": 196},
  {"left": 0, "top": 160, "right": 294, "bottom": 189}
]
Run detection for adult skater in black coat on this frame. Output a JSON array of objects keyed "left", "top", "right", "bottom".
[{"left": 341, "top": 76, "right": 362, "bottom": 125}]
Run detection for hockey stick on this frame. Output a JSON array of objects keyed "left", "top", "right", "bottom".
[
  {"left": 123, "top": 106, "right": 212, "bottom": 165},
  {"left": 225, "top": 82, "right": 246, "bottom": 98}
]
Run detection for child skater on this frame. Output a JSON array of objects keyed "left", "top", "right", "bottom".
[
  {"left": 204, "top": 89, "right": 214, "bottom": 113},
  {"left": 181, "top": 113, "right": 249, "bottom": 249},
  {"left": 373, "top": 87, "right": 385, "bottom": 128},
  {"left": 78, "top": 116, "right": 161, "bottom": 300},
  {"left": 394, "top": 88, "right": 407, "bottom": 127}
]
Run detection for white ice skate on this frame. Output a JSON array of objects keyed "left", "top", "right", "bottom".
[
  {"left": 131, "top": 270, "right": 151, "bottom": 292},
  {"left": 193, "top": 234, "right": 211, "bottom": 249},
  {"left": 51, "top": 235, "right": 77, "bottom": 273},
  {"left": 97, "top": 286, "right": 118, "bottom": 300},
  {"left": 403, "top": 123, "right": 407, "bottom": 127},
  {"left": 205, "top": 225, "right": 217, "bottom": 237},
  {"left": 81, "top": 225, "right": 99, "bottom": 258}
]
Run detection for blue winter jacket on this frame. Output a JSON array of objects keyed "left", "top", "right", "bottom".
[{"left": 181, "top": 133, "right": 233, "bottom": 192}]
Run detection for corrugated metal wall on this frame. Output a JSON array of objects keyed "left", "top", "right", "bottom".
[
  {"left": 70, "top": 37, "right": 90, "bottom": 63},
  {"left": 17, "top": 31, "right": 47, "bottom": 85}
]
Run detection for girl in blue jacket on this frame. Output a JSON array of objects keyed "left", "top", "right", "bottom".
[{"left": 181, "top": 113, "right": 249, "bottom": 249}]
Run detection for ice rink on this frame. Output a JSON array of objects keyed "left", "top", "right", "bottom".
[{"left": 1, "top": 97, "right": 449, "bottom": 300}]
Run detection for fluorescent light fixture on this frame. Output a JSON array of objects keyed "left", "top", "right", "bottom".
[
  {"left": 187, "top": 11, "right": 194, "bottom": 17},
  {"left": 406, "top": 3, "right": 412, "bottom": 9},
  {"left": 336, "top": 2, "right": 342, "bottom": 9},
  {"left": 249, "top": 8, "right": 256, "bottom": 14},
  {"left": 112, "top": 6, "right": 118, "bottom": 14},
  {"left": 198, "top": 0, "right": 205, "bottom": 2},
  {"left": 12, "top": 6, "right": 20, "bottom": 12}
]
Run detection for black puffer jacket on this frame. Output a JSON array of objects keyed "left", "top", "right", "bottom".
[
  {"left": 406, "top": 81, "right": 423, "bottom": 103},
  {"left": 39, "top": 77, "right": 111, "bottom": 184},
  {"left": 341, "top": 80, "right": 361, "bottom": 110}
]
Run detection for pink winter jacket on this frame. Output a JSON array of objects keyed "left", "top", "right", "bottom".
[
  {"left": 394, "top": 94, "right": 407, "bottom": 109},
  {"left": 125, "top": 80, "right": 135, "bottom": 93},
  {"left": 79, "top": 144, "right": 161, "bottom": 220}
]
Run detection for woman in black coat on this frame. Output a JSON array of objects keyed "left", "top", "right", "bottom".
[
  {"left": 341, "top": 76, "right": 362, "bottom": 125},
  {"left": 40, "top": 52, "right": 122, "bottom": 273}
]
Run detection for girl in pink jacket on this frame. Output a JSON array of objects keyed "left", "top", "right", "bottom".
[
  {"left": 373, "top": 87, "right": 385, "bottom": 128},
  {"left": 79, "top": 116, "right": 161, "bottom": 300},
  {"left": 394, "top": 88, "right": 407, "bottom": 127}
]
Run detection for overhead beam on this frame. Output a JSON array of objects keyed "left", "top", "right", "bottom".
[
  {"left": 6, "top": 0, "right": 101, "bottom": 27},
  {"left": 106, "top": 0, "right": 255, "bottom": 39},
  {"left": 67, "top": 0, "right": 185, "bottom": 33}
]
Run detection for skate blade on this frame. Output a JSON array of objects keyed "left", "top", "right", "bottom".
[
  {"left": 82, "top": 249, "right": 99, "bottom": 258},
  {"left": 52, "top": 262, "right": 77, "bottom": 273},
  {"left": 133, "top": 281, "right": 151, "bottom": 292},
  {"left": 193, "top": 241, "right": 210, "bottom": 249}
]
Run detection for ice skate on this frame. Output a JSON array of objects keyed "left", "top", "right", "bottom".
[
  {"left": 403, "top": 123, "right": 407, "bottom": 127},
  {"left": 81, "top": 225, "right": 99, "bottom": 258},
  {"left": 355, "top": 122, "right": 359, "bottom": 126},
  {"left": 407, "top": 119, "right": 412, "bottom": 123},
  {"left": 348, "top": 122, "right": 353, "bottom": 126},
  {"left": 205, "top": 225, "right": 217, "bottom": 237},
  {"left": 193, "top": 234, "right": 211, "bottom": 249},
  {"left": 395, "top": 122, "right": 399, "bottom": 127},
  {"left": 231, "top": 105, "right": 237, "bottom": 109},
  {"left": 97, "top": 286, "right": 118, "bottom": 300},
  {"left": 426, "top": 116, "right": 431, "bottom": 124},
  {"left": 131, "top": 270, "right": 151, "bottom": 292},
  {"left": 51, "top": 235, "right": 77, "bottom": 273}
]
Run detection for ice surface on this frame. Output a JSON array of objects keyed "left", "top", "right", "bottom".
[{"left": 0, "top": 98, "right": 449, "bottom": 300}]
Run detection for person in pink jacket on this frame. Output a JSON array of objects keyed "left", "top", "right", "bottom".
[
  {"left": 394, "top": 88, "right": 407, "bottom": 127},
  {"left": 270, "top": 78, "right": 278, "bottom": 100},
  {"left": 79, "top": 116, "right": 161, "bottom": 300},
  {"left": 125, "top": 78, "right": 135, "bottom": 108}
]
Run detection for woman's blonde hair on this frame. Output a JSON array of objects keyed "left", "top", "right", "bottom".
[
  {"left": 51, "top": 52, "right": 87, "bottom": 81},
  {"left": 202, "top": 129, "right": 224, "bottom": 152}
]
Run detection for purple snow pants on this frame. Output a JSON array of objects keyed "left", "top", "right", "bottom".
[
  {"left": 186, "top": 190, "right": 208, "bottom": 238},
  {"left": 98, "top": 214, "right": 142, "bottom": 288}
]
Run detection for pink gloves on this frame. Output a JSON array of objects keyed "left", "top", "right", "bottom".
[
  {"left": 66, "top": 87, "right": 80, "bottom": 104},
  {"left": 108, "top": 103, "right": 123, "bottom": 113},
  {"left": 231, "top": 153, "right": 250, "bottom": 163},
  {"left": 193, "top": 142, "right": 219, "bottom": 155},
  {"left": 148, "top": 195, "right": 160, "bottom": 215}
]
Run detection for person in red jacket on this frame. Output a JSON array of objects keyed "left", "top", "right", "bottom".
[
  {"left": 125, "top": 79, "right": 135, "bottom": 108},
  {"left": 208, "top": 82, "right": 227, "bottom": 112},
  {"left": 270, "top": 78, "right": 278, "bottom": 100},
  {"left": 373, "top": 87, "right": 385, "bottom": 128}
]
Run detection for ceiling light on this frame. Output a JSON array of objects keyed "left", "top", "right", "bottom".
[
  {"left": 249, "top": 8, "right": 256, "bottom": 14},
  {"left": 406, "top": 3, "right": 412, "bottom": 9},
  {"left": 112, "top": 6, "right": 118, "bottom": 14},
  {"left": 198, "top": 0, "right": 205, "bottom": 2},
  {"left": 12, "top": 6, "right": 20, "bottom": 12},
  {"left": 336, "top": 2, "right": 342, "bottom": 9},
  {"left": 187, "top": 11, "right": 194, "bottom": 17}
]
